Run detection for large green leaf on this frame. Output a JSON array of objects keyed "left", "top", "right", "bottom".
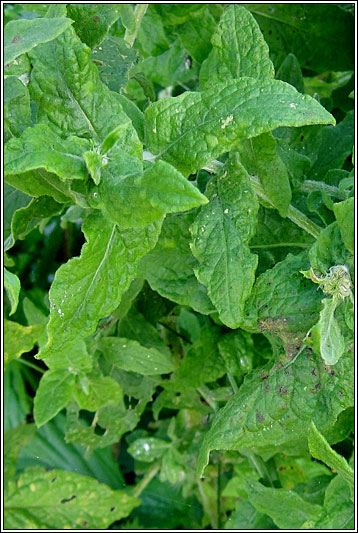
[
  {"left": 91, "top": 155, "right": 208, "bottom": 228},
  {"left": 4, "top": 466, "right": 139, "bottom": 529},
  {"left": 190, "top": 154, "right": 259, "bottom": 328},
  {"left": 200, "top": 5, "right": 274, "bottom": 88},
  {"left": 28, "top": 25, "right": 141, "bottom": 155},
  {"left": 4, "top": 423, "right": 36, "bottom": 488},
  {"left": 309, "top": 297, "right": 345, "bottom": 366},
  {"left": 138, "top": 212, "right": 215, "bottom": 314},
  {"left": 74, "top": 375, "right": 122, "bottom": 412},
  {"left": 197, "top": 348, "right": 353, "bottom": 476},
  {"left": 39, "top": 213, "right": 162, "bottom": 365},
  {"left": 34, "top": 369, "right": 76, "bottom": 428},
  {"left": 244, "top": 4, "right": 354, "bottom": 72},
  {"left": 245, "top": 478, "right": 322, "bottom": 529},
  {"left": 100, "top": 337, "right": 176, "bottom": 375},
  {"left": 176, "top": 7, "right": 216, "bottom": 64},
  {"left": 145, "top": 77, "right": 335, "bottom": 176},
  {"left": 4, "top": 16, "right": 73, "bottom": 64}
]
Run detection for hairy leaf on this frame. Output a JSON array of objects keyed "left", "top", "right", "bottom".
[{"left": 190, "top": 154, "right": 259, "bottom": 328}]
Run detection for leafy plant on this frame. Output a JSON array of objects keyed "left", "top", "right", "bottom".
[{"left": 4, "top": 4, "right": 354, "bottom": 530}]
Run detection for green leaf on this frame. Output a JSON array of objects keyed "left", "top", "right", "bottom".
[
  {"left": 4, "top": 76, "right": 31, "bottom": 142},
  {"left": 176, "top": 7, "right": 216, "bottom": 64},
  {"left": 242, "top": 251, "right": 323, "bottom": 346},
  {"left": 218, "top": 330, "right": 254, "bottom": 377},
  {"left": 190, "top": 155, "right": 259, "bottom": 328},
  {"left": 4, "top": 183, "right": 31, "bottom": 251},
  {"left": 200, "top": 5, "right": 274, "bottom": 89},
  {"left": 4, "top": 423, "right": 36, "bottom": 488},
  {"left": 333, "top": 197, "right": 354, "bottom": 253},
  {"left": 239, "top": 132, "right": 292, "bottom": 217},
  {"left": 128, "top": 437, "right": 170, "bottom": 462},
  {"left": 91, "top": 36, "right": 139, "bottom": 92},
  {"left": 5, "top": 124, "right": 91, "bottom": 181},
  {"left": 4, "top": 320, "right": 44, "bottom": 371},
  {"left": 308, "top": 222, "right": 351, "bottom": 275},
  {"left": 4, "top": 466, "right": 139, "bottom": 529},
  {"left": 34, "top": 369, "right": 76, "bottom": 428},
  {"left": 138, "top": 212, "right": 215, "bottom": 314},
  {"left": 4, "top": 16, "right": 73, "bottom": 64},
  {"left": 67, "top": 4, "right": 121, "bottom": 48},
  {"left": 28, "top": 25, "right": 141, "bottom": 155},
  {"left": 4, "top": 362, "right": 32, "bottom": 431},
  {"left": 308, "top": 421, "right": 354, "bottom": 492},
  {"left": 4, "top": 268, "right": 21, "bottom": 316},
  {"left": 17, "top": 413, "right": 125, "bottom": 489},
  {"left": 225, "top": 498, "right": 276, "bottom": 530},
  {"left": 83, "top": 151, "right": 101, "bottom": 185},
  {"left": 136, "top": 5, "right": 169, "bottom": 57},
  {"left": 100, "top": 338, "right": 176, "bottom": 375},
  {"left": 309, "top": 297, "right": 345, "bottom": 366},
  {"left": 74, "top": 375, "right": 122, "bottom": 412},
  {"left": 197, "top": 348, "right": 353, "bottom": 477},
  {"left": 276, "top": 53, "right": 304, "bottom": 93},
  {"left": 145, "top": 77, "right": 335, "bottom": 176},
  {"left": 92, "top": 156, "right": 208, "bottom": 228},
  {"left": 153, "top": 4, "right": 205, "bottom": 25},
  {"left": 304, "top": 475, "right": 354, "bottom": 529},
  {"left": 39, "top": 213, "right": 162, "bottom": 365},
  {"left": 11, "top": 196, "right": 64, "bottom": 243},
  {"left": 244, "top": 4, "right": 354, "bottom": 72},
  {"left": 245, "top": 478, "right": 322, "bottom": 529}
]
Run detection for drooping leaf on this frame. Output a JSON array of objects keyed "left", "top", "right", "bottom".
[
  {"left": 197, "top": 348, "right": 353, "bottom": 477},
  {"left": 67, "top": 4, "right": 121, "bottom": 48},
  {"left": 138, "top": 212, "right": 215, "bottom": 315},
  {"left": 4, "top": 466, "right": 139, "bottom": 529},
  {"left": 4, "top": 268, "right": 21, "bottom": 316},
  {"left": 4, "top": 320, "right": 44, "bottom": 371},
  {"left": 34, "top": 369, "right": 76, "bottom": 428},
  {"left": 333, "top": 197, "right": 354, "bottom": 253},
  {"left": 39, "top": 213, "right": 162, "bottom": 366},
  {"left": 245, "top": 478, "right": 322, "bottom": 529},
  {"left": 190, "top": 154, "right": 259, "bottom": 328},
  {"left": 100, "top": 338, "right": 176, "bottom": 375},
  {"left": 308, "top": 421, "right": 354, "bottom": 492},
  {"left": 4, "top": 183, "right": 31, "bottom": 251},
  {"left": 4, "top": 16, "right": 73, "bottom": 64},
  {"left": 200, "top": 5, "right": 274, "bottom": 88},
  {"left": 239, "top": 132, "right": 292, "bottom": 217},
  {"left": 145, "top": 77, "right": 335, "bottom": 176}
]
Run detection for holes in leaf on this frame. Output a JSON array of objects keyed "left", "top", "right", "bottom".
[
  {"left": 110, "top": 506, "right": 116, "bottom": 512},
  {"left": 61, "top": 494, "right": 77, "bottom": 504},
  {"left": 94, "top": 423, "right": 106, "bottom": 436},
  {"left": 51, "top": 476, "right": 57, "bottom": 483}
]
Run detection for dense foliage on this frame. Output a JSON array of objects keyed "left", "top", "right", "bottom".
[{"left": 4, "top": 3, "right": 354, "bottom": 530}]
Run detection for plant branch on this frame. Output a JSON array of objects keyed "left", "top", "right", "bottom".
[
  {"left": 132, "top": 463, "right": 160, "bottom": 498},
  {"left": 301, "top": 179, "right": 349, "bottom": 200},
  {"left": 227, "top": 372, "right": 239, "bottom": 394},
  {"left": 15, "top": 358, "right": 45, "bottom": 374},
  {"left": 124, "top": 4, "right": 148, "bottom": 48}
]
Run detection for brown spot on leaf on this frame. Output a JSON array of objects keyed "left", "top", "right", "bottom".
[
  {"left": 93, "top": 15, "right": 100, "bottom": 22},
  {"left": 257, "top": 413, "right": 265, "bottom": 423},
  {"left": 11, "top": 35, "right": 21, "bottom": 43}
]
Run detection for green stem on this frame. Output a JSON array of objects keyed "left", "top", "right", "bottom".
[
  {"left": 132, "top": 463, "right": 160, "bottom": 498},
  {"left": 15, "top": 358, "right": 45, "bottom": 374},
  {"left": 227, "top": 372, "right": 239, "bottom": 394},
  {"left": 203, "top": 159, "right": 322, "bottom": 239},
  {"left": 250, "top": 242, "right": 310, "bottom": 249},
  {"left": 301, "top": 179, "right": 348, "bottom": 200},
  {"left": 124, "top": 4, "right": 148, "bottom": 47}
]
